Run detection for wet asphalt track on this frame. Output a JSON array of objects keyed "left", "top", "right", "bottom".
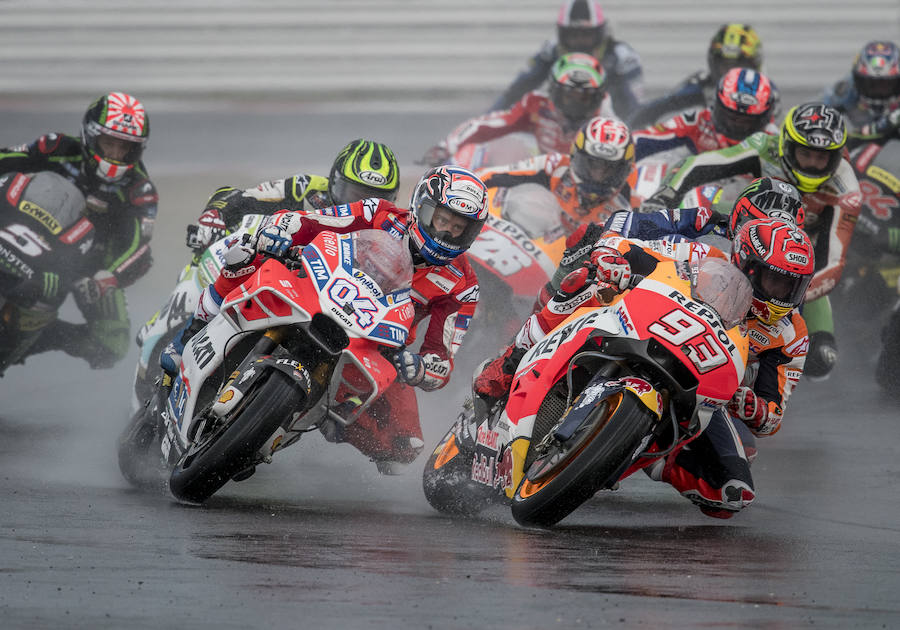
[{"left": 1, "top": 105, "right": 899, "bottom": 629}]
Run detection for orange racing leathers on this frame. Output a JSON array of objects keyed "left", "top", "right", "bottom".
[
  {"left": 207, "top": 198, "right": 480, "bottom": 464},
  {"left": 476, "top": 151, "right": 635, "bottom": 236}
]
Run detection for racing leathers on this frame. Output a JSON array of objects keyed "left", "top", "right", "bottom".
[
  {"left": 492, "top": 38, "right": 644, "bottom": 116},
  {"left": 188, "top": 172, "right": 333, "bottom": 255},
  {"left": 632, "top": 108, "right": 778, "bottom": 163},
  {"left": 184, "top": 199, "right": 480, "bottom": 468},
  {"left": 431, "top": 89, "right": 616, "bottom": 167},
  {"left": 646, "top": 131, "right": 860, "bottom": 378},
  {"left": 0, "top": 133, "right": 158, "bottom": 367},
  {"left": 599, "top": 214, "right": 808, "bottom": 517},
  {"left": 824, "top": 74, "right": 900, "bottom": 147},
  {"left": 627, "top": 69, "right": 715, "bottom": 129},
  {"left": 476, "top": 151, "right": 635, "bottom": 236}
]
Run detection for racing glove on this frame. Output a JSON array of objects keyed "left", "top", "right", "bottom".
[
  {"left": 727, "top": 386, "right": 768, "bottom": 432},
  {"left": 641, "top": 185, "right": 681, "bottom": 212},
  {"left": 589, "top": 246, "right": 632, "bottom": 292},
  {"left": 83, "top": 286, "right": 131, "bottom": 369},
  {"left": 73, "top": 270, "right": 119, "bottom": 311},
  {"left": 256, "top": 212, "right": 303, "bottom": 257},
  {"left": 419, "top": 143, "right": 450, "bottom": 167},
  {"left": 393, "top": 350, "right": 425, "bottom": 386}
]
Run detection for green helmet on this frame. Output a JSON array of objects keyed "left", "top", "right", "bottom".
[{"left": 328, "top": 139, "right": 400, "bottom": 205}]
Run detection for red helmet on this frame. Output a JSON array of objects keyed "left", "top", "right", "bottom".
[
  {"left": 556, "top": 0, "right": 607, "bottom": 56},
  {"left": 731, "top": 218, "right": 815, "bottom": 325},
  {"left": 728, "top": 176, "right": 804, "bottom": 237},
  {"left": 712, "top": 68, "right": 776, "bottom": 145}
]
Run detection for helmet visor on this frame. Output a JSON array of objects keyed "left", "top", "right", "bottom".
[
  {"left": 784, "top": 139, "right": 842, "bottom": 179},
  {"left": 331, "top": 172, "right": 398, "bottom": 205},
  {"left": 86, "top": 124, "right": 145, "bottom": 165},
  {"left": 712, "top": 102, "right": 768, "bottom": 141},
  {"left": 571, "top": 151, "right": 630, "bottom": 198},
  {"left": 417, "top": 198, "right": 484, "bottom": 252},
  {"left": 558, "top": 25, "right": 606, "bottom": 53},
  {"left": 551, "top": 84, "right": 603, "bottom": 121},
  {"left": 854, "top": 73, "right": 900, "bottom": 100},
  {"left": 745, "top": 259, "right": 811, "bottom": 307}
]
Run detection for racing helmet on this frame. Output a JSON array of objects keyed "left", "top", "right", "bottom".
[
  {"left": 569, "top": 116, "right": 634, "bottom": 206},
  {"left": 731, "top": 218, "right": 815, "bottom": 325},
  {"left": 852, "top": 40, "right": 900, "bottom": 114},
  {"left": 729, "top": 177, "right": 805, "bottom": 237},
  {"left": 778, "top": 102, "right": 847, "bottom": 193},
  {"left": 408, "top": 166, "right": 488, "bottom": 266},
  {"left": 328, "top": 139, "right": 400, "bottom": 205},
  {"left": 712, "top": 68, "right": 776, "bottom": 145},
  {"left": 707, "top": 23, "right": 763, "bottom": 83},
  {"left": 556, "top": 0, "right": 608, "bottom": 56},
  {"left": 548, "top": 53, "right": 608, "bottom": 124},
  {"left": 81, "top": 92, "right": 149, "bottom": 183}
]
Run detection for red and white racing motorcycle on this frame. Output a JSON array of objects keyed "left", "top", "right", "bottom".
[
  {"left": 423, "top": 256, "right": 751, "bottom": 527},
  {"left": 118, "top": 229, "right": 415, "bottom": 504}
]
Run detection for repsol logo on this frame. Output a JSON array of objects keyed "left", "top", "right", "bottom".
[{"left": 667, "top": 290, "right": 736, "bottom": 354}]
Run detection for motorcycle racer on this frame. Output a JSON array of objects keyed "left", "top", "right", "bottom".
[
  {"left": 632, "top": 67, "right": 778, "bottom": 162},
  {"left": 423, "top": 53, "right": 616, "bottom": 167},
  {"left": 474, "top": 217, "right": 813, "bottom": 518},
  {"left": 476, "top": 116, "right": 636, "bottom": 235},
  {"left": 163, "top": 165, "right": 488, "bottom": 471},
  {"left": 188, "top": 138, "right": 400, "bottom": 255},
  {"left": 643, "top": 102, "right": 860, "bottom": 379},
  {"left": 628, "top": 23, "right": 765, "bottom": 129},
  {"left": 491, "top": 0, "right": 643, "bottom": 117},
  {"left": 825, "top": 40, "right": 900, "bottom": 146},
  {"left": 0, "top": 92, "right": 156, "bottom": 368}
]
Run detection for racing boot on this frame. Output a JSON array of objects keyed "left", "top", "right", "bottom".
[
  {"left": 473, "top": 344, "right": 527, "bottom": 406},
  {"left": 804, "top": 331, "right": 838, "bottom": 381},
  {"left": 160, "top": 284, "right": 223, "bottom": 376}
]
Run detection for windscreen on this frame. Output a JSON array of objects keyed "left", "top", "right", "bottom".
[
  {"left": 690, "top": 257, "right": 753, "bottom": 329},
  {"left": 351, "top": 230, "right": 413, "bottom": 295},
  {"left": 501, "top": 183, "right": 564, "bottom": 240}
]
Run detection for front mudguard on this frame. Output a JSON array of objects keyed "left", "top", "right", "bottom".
[{"left": 212, "top": 352, "right": 312, "bottom": 419}]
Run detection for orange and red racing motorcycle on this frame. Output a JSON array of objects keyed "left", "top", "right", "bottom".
[{"left": 423, "top": 256, "right": 751, "bottom": 527}]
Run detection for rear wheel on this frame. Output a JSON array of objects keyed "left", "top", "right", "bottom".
[
  {"left": 422, "top": 403, "right": 495, "bottom": 516},
  {"left": 511, "top": 391, "right": 658, "bottom": 528},
  {"left": 168, "top": 370, "right": 303, "bottom": 504}
]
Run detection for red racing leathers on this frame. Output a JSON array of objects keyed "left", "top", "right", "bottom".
[
  {"left": 209, "top": 198, "right": 480, "bottom": 465},
  {"left": 436, "top": 89, "right": 616, "bottom": 163}
]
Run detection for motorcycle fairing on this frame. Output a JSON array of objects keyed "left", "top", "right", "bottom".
[
  {"left": 468, "top": 213, "right": 561, "bottom": 299},
  {"left": 133, "top": 215, "right": 268, "bottom": 411},
  {"left": 298, "top": 233, "right": 413, "bottom": 346},
  {"left": 497, "top": 260, "right": 748, "bottom": 498}
]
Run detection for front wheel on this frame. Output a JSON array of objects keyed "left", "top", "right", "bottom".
[
  {"left": 511, "top": 391, "right": 658, "bottom": 528},
  {"left": 168, "top": 370, "right": 304, "bottom": 504}
]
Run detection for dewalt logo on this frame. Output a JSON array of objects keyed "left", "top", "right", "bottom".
[{"left": 18, "top": 200, "right": 62, "bottom": 234}]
